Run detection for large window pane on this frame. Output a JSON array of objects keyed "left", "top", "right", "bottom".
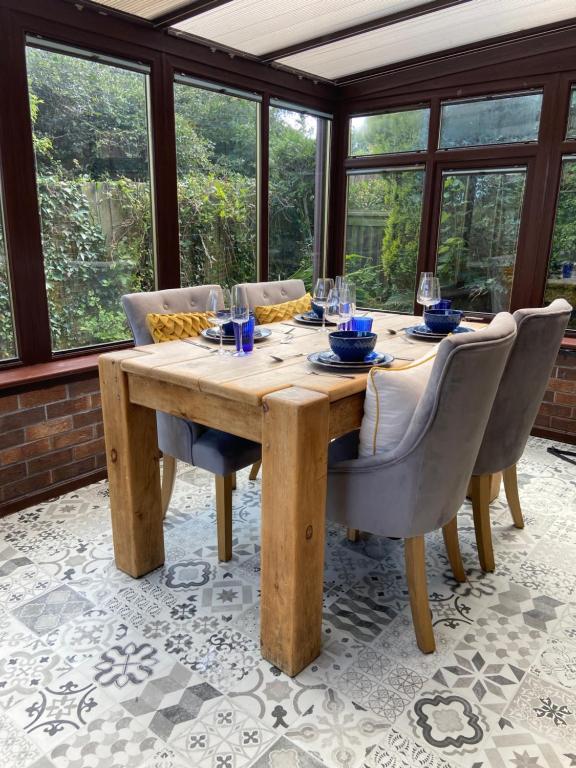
[
  {"left": 174, "top": 81, "right": 257, "bottom": 287},
  {"left": 345, "top": 168, "right": 425, "bottom": 311},
  {"left": 544, "top": 158, "right": 576, "bottom": 329},
  {"left": 0, "top": 187, "right": 17, "bottom": 361},
  {"left": 439, "top": 92, "right": 542, "bottom": 149},
  {"left": 567, "top": 88, "right": 576, "bottom": 140},
  {"left": 350, "top": 108, "right": 429, "bottom": 156},
  {"left": 436, "top": 168, "right": 527, "bottom": 313},
  {"left": 269, "top": 106, "right": 329, "bottom": 286},
  {"left": 26, "top": 43, "right": 155, "bottom": 353}
]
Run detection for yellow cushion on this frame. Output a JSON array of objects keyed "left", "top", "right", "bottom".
[
  {"left": 254, "top": 293, "right": 312, "bottom": 324},
  {"left": 146, "top": 312, "right": 213, "bottom": 343}
]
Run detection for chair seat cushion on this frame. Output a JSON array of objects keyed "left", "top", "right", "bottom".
[
  {"left": 253, "top": 294, "right": 311, "bottom": 324},
  {"left": 193, "top": 428, "right": 261, "bottom": 475},
  {"left": 146, "top": 311, "right": 213, "bottom": 343},
  {"left": 358, "top": 351, "right": 437, "bottom": 457}
]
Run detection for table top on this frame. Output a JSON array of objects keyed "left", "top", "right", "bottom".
[{"left": 117, "top": 312, "right": 481, "bottom": 407}]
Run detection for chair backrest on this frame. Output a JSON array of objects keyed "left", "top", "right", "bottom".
[
  {"left": 121, "top": 285, "right": 222, "bottom": 346},
  {"left": 236, "top": 279, "right": 306, "bottom": 310},
  {"left": 328, "top": 314, "right": 517, "bottom": 538},
  {"left": 474, "top": 298, "right": 572, "bottom": 475}
]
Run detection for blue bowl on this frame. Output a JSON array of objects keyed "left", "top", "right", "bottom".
[
  {"left": 423, "top": 308, "right": 462, "bottom": 334},
  {"left": 328, "top": 330, "right": 377, "bottom": 362},
  {"left": 221, "top": 313, "right": 254, "bottom": 336},
  {"left": 311, "top": 300, "right": 324, "bottom": 319}
]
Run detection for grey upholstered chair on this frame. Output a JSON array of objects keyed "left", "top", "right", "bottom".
[
  {"left": 122, "top": 286, "right": 261, "bottom": 561},
  {"left": 327, "top": 313, "right": 517, "bottom": 654},
  {"left": 469, "top": 298, "right": 572, "bottom": 572},
  {"left": 235, "top": 278, "right": 307, "bottom": 480},
  {"left": 237, "top": 279, "right": 307, "bottom": 311}
]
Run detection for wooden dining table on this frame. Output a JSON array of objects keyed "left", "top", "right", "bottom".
[{"left": 98, "top": 312, "right": 473, "bottom": 676}]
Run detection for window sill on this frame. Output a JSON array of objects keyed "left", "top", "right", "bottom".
[{"left": 1, "top": 334, "right": 574, "bottom": 393}]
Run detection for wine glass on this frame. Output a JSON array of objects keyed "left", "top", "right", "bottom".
[
  {"left": 313, "top": 277, "right": 334, "bottom": 333},
  {"left": 339, "top": 283, "right": 356, "bottom": 329},
  {"left": 417, "top": 273, "right": 441, "bottom": 311},
  {"left": 207, "top": 287, "right": 231, "bottom": 356},
  {"left": 325, "top": 287, "right": 340, "bottom": 327},
  {"left": 230, "top": 285, "right": 250, "bottom": 357},
  {"left": 335, "top": 275, "right": 348, "bottom": 292}
]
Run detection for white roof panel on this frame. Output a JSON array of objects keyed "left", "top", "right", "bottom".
[
  {"left": 173, "top": 0, "right": 428, "bottom": 56},
  {"left": 277, "top": 0, "right": 576, "bottom": 79},
  {"left": 90, "top": 0, "right": 194, "bottom": 20}
]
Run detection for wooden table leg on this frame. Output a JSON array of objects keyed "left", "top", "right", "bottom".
[
  {"left": 99, "top": 354, "right": 164, "bottom": 578},
  {"left": 260, "top": 387, "right": 330, "bottom": 677}
]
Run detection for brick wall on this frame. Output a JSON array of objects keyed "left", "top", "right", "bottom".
[
  {"left": 0, "top": 374, "right": 105, "bottom": 513},
  {"left": 534, "top": 347, "right": 576, "bottom": 442}
]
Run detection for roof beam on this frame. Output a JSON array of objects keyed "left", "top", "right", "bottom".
[
  {"left": 153, "top": 0, "right": 236, "bottom": 29},
  {"left": 261, "top": 0, "right": 474, "bottom": 63}
]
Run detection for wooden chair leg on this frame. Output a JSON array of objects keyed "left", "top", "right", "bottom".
[
  {"left": 347, "top": 528, "right": 360, "bottom": 542},
  {"left": 249, "top": 460, "right": 261, "bottom": 481},
  {"left": 161, "top": 455, "right": 177, "bottom": 519},
  {"left": 215, "top": 474, "right": 233, "bottom": 562},
  {"left": 231, "top": 472, "right": 237, "bottom": 491},
  {"left": 404, "top": 536, "right": 435, "bottom": 654},
  {"left": 503, "top": 464, "right": 525, "bottom": 529},
  {"left": 470, "top": 474, "right": 495, "bottom": 572},
  {"left": 442, "top": 517, "right": 467, "bottom": 583}
]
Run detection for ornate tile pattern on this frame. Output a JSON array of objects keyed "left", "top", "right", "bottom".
[{"left": 0, "top": 437, "right": 574, "bottom": 768}]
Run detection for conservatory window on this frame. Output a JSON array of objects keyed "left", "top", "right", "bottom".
[{"left": 349, "top": 107, "right": 430, "bottom": 157}]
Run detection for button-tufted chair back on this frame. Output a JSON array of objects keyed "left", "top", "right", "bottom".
[
  {"left": 236, "top": 280, "right": 306, "bottom": 311},
  {"left": 121, "top": 285, "right": 223, "bottom": 347}
]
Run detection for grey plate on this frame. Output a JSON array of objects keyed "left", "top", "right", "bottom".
[
  {"left": 293, "top": 313, "right": 337, "bottom": 326},
  {"left": 308, "top": 350, "right": 394, "bottom": 372},
  {"left": 201, "top": 327, "right": 272, "bottom": 344}
]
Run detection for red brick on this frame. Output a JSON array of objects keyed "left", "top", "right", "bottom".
[
  {"left": 0, "top": 438, "right": 51, "bottom": 467},
  {"left": 556, "top": 367, "right": 576, "bottom": 381},
  {"left": 0, "top": 395, "right": 19, "bottom": 415},
  {"left": 557, "top": 350, "right": 576, "bottom": 365},
  {"left": 46, "top": 396, "right": 91, "bottom": 420},
  {"left": 0, "top": 463, "right": 26, "bottom": 485},
  {"left": 28, "top": 448, "right": 74, "bottom": 476},
  {"left": 555, "top": 392, "right": 576, "bottom": 406},
  {"left": 548, "top": 378, "right": 576, "bottom": 394},
  {"left": 0, "top": 429, "right": 25, "bottom": 451},
  {"left": 90, "top": 393, "right": 102, "bottom": 409},
  {"left": 67, "top": 378, "right": 100, "bottom": 398},
  {"left": 73, "top": 410, "right": 102, "bottom": 429},
  {"left": 25, "top": 416, "right": 73, "bottom": 441},
  {"left": 2, "top": 472, "right": 52, "bottom": 502},
  {"left": 18, "top": 385, "right": 66, "bottom": 409},
  {"left": 95, "top": 453, "right": 107, "bottom": 469},
  {"left": 52, "top": 457, "right": 96, "bottom": 484},
  {"left": 539, "top": 403, "right": 572, "bottom": 418},
  {"left": 52, "top": 426, "right": 94, "bottom": 449},
  {"left": 73, "top": 438, "right": 105, "bottom": 460},
  {"left": 0, "top": 406, "right": 45, "bottom": 433},
  {"left": 534, "top": 414, "right": 551, "bottom": 428},
  {"left": 550, "top": 416, "right": 576, "bottom": 433},
  {"left": 542, "top": 390, "right": 554, "bottom": 403},
  {"left": 94, "top": 422, "right": 104, "bottom": 438}
]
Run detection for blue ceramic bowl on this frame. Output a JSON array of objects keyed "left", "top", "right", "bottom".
[
  {"left": 329, "top": 330, "right": 377, "bottom": 362},
  {"left": 311, "top": 300, "right": 324, "bottom": 319},
  {"left": 221, "top": 313, "right": 254, "bottom": 336},
  {"left": 423, "top": 308, "right": 463, "bottom": 334}
]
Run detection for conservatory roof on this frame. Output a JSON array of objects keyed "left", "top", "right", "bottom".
[{"left": 80, "top": 0, "right": 576, "bottom": 83}]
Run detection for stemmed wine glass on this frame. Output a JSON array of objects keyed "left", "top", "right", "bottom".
[
  {"left": 325, "top": 287, "right": 340, "bottom": 327},
  {"left": 417, "top": 272, "right": 441, "bottom": 311},
  {"left": 313, "top": 277, "right": 334, "bottom": 333},
  {"left": 339, "top": 282, "right": 356, "bottom": 329},
  {"left": 207, "top": 287, "right": 231, "bottom": 356},
  {"left": 230, "top": 285, "right": 250, "bottom": 357}
]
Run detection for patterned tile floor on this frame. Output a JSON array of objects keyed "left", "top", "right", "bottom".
[{"left": 0, "top": 437, "right": 575, "bottom": 768}]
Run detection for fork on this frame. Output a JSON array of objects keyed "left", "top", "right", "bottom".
[
  {"left": 269, "top": 353, "right": 305, "bottom": 363},
  {"left": 183, "top": 339, "right": 216, "bottom": 351}
]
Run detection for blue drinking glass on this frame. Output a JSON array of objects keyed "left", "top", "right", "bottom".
[
  {"left": 562, "top": 262, "right": 574, "bottom": 279},
  {"left": 351, "top": 316, "right": 373, "bottom": 332},
  {"left": 431, "top": 299, "right": 452, "bottom": 309},
  {"left": 233, "top": 316, "right": 255, "bottom": 353}
]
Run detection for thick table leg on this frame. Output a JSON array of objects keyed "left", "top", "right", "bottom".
[
  {"left": 99, "top": 353, "right": 164, "bottom": 577},
  {"left": 260, "top": 387, "right": 330, "bottom": 677}
]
